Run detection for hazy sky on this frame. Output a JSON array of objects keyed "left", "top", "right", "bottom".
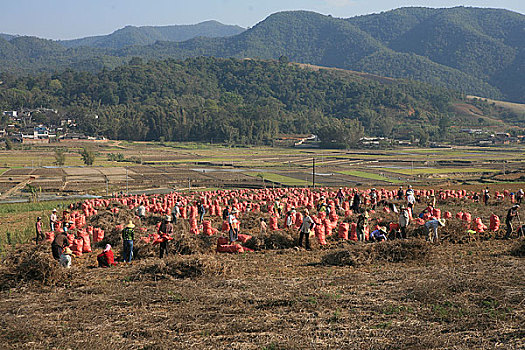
[{"left": 1, "top": 0, "right": 524, "bottom": 39}]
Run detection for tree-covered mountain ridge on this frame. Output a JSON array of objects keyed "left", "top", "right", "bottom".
[
  {"left": 1, "top": 57, "right": 522, "bottom": 146},
  {"left": 0, "top": 7, "right": 523, "bottom": 102}
]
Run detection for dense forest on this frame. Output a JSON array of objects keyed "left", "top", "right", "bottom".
[
  {"left": 0, "top": 7, "right": 523, "bottom": 103},
  {"left": 0, "top": 57, "right": 470, "bottom": 146}
]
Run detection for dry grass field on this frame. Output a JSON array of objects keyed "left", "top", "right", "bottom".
[{"left": 0, "top": 186, "right": 524, "bottom": 349}]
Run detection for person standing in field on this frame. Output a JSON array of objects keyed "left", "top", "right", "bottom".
[
  {"left": 425, "top": 218, "right": 446, "bottom": 244},
  {"left": 228, "top": 209, "right": 239, "bottom": 244},
  {"left": 121, "top": 220, "right": 135, "bottom": 263},
  {"left": 351, "top": 190, "right": 361, "bottom": 214},
  {"left": 504, "top": 205, "right": 520, "bottom": 239},
  {"left": 260, "top": 218, "right": 267, "bottom": 235},
  {"left": 35, "top": 216, "right": 44, "bottom": 244},
  {"left": 158, "top": 216, "right": 173, "bottom": 258},
  {"left": 483, "top": 187, "right": 490, "bottom": 205},
  {"left": 399, "top": 205, "right": 410, "bottom": 239},
  {"left": 356, "top": 209, "right": 370, "bottom": 241},
  {"left": 197, "top": 202, "right": 206, "bottom": 223},
  {"left": 136, "top": 202, "right": 146, "bottom": 219},
  {"left": 49, "top": 209, "right": 58, "bottom": 232},
  {"left": 298, "top": 209, "right": 315, "bottom": 250},
  {"left": 171, "top": 202, "right": 181, "bottom": 225}
]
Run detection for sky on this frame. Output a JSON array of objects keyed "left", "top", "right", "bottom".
[{"left": 1, "top": 0, "right": 524, "bottom": 40}]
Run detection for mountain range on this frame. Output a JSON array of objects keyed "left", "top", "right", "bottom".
[{"left": 0, "top": 7, "right": 523, "bottom": 103}]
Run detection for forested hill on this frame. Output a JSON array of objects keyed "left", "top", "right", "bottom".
[
  {"left": 2, "top": 57, "right": 519, "bottom": 146},
  {"left": 0, "top": 7, "right": 523, "bottom": 103},
  {"left": 58, "top": 21, "right": 245, "bottom": 49}
]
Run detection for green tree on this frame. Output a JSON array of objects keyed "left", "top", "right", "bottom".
[
  {"left": 54, "top": 148, "right": 66, "bottom": 166},
  {"left": 80, "top": 147, "right": 95, "bottom": 166},
  {"left": 5, "top": 138, "right": 13, "bottom": 150}
]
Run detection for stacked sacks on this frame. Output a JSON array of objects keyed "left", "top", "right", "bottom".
[
  {"left": 349, "top": 223, "right": 358, "bottom": 241},
  {"left": 314, "top": 224, "right": 327, "bottom": 245},
  {"left": 269, "top": 217, "right": 279, "bottom": 231},
  {"left": 489, "top": 214, "right": 500, "bottom": 231},
  {"left": 45, "top": 231, "right": 54, "bottom": 242},
  {"left": 71, "top": 238, "right": 84, "bottom": 256},
  {"left": 443, "top": 211, "right": 452, "bottom": 219},
  {"left": 338, "top": 222, "right": 349, "bottom": 240},
  {"left": 202, "top": 221, "right": 215, "bottom": 236},
  {"left": 462, "top": 212, "right": 472, "bottom": 226},
  {"left": 216, "top": 236, "right": 244, "bottom": 253},
  {"left": 474, "top": 217, "right": 488, "bottom": 233}
]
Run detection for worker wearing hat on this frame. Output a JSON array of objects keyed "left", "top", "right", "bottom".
[
  {"left": 50, "top": 209, "right": 58, "bottom": 232},
  {"left": 505, "top": 204, "right": 520, "bottom": 239},
  {"left": 121, "top": 220, "right": 135, "bottom": 262},
  {"left": 59, "top": 247, "right": 73, "bottom": 268},
  {"left": 298, "top": 209, "right": 315, "bottom": 250}
]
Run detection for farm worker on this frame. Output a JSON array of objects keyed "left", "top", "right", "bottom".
[
  {"left": 97, "top": 244, "right": 117, "bottom": 267},
  {"left": 51, "top": 229, "right": 70, "bottom": 260},
  {"left": 370, "top": 227, "right": 388, "bottom": 242},
  {"left": 504, "top": 205, "right": 520, "bottom": 239},
  {"left": 35, "top": 217, "right": 44, "bottom": 244},
  {"left": 136, "top": 202, "right": 146, "bottom": 219},
  {"left": 370, "top": 188, "right": 378, "bottom": 210},
  {"left": 63, "top": 221, "right": 70, "bottom": 234},
  {"left": 483, "top": 187, "right": 490, "bottom": 205},
  {"left": 59, "top": 247, "right": 73, "bottom": 268},
  {"left": 62, "top": 209, "right": 71, "bottom": 222},
  {"left": 285, "top": 208, "right": 296, "bottom": 228},
  {"left": 336, "top": 188, "right": 345, "bottom": 205},
  {"left": 472, "top": 192, "right": 480, "bottom": 202},
  {"left": 49, "top": 209, "right": 58, "bottom": 232},
  {"left": 260, "top": 218, "right": 267, "bottom": 235},
  {"left": 351, "top": 191, "right": 361, "bottom": 213},
  {"left": 274, "top": 198, "right": 283, "bottom": 217},
  {"left": 397, "top": 186, "right": 404, "bottom": 200},
  {"left": 399, "top": 206, "right": 410, "bottom": 239},
  {"left": 298, "top": 209, "right": 315, "bottom": 250},
  {"left": 197, "top": 202, "right": 206, "bottom": 223},
  {"left": 406, "top": 189, "right": 416, "bottom": 210},
  {"left": 121, "top": 220, "right": 135, "bottom": 263},
  {"left": 517, "top": 189, "right": 524, "bottom": 204},
  {"left": 356, "top": 209, "right": 369, "bottom": 241},
  {"left": 171, "top": 202, "right": 181, "bottom": 224},
  {"left": 222, "top": 206, "right": 230, "bottom": 221},
  {"left": 228, "top": 209, "right": 239, "bottom": 244},
  {"left": 158, "top": 216, "right": 174, "bottom": 258},
  {"left": 425, "top": 218, "right": 446, "bottom": 244}
]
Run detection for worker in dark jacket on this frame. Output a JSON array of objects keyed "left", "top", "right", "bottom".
[
  {"left": 158, "top": 216, "right": 174, "bottom": 258},
  {"left": 121, "top": 221, "right": 135, "bottom": 263},
  {"left": 505, "top": 205, "right": 520, "bottom": 239},
  {"left": 51, "top": 230, "right": 70, "bottom": 260}
]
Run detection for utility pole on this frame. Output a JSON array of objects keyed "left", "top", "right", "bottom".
[
  {"left": 126, "top": 167, "right": 128, "bottom": 195},
  {"left": 312, "top": 158, "right": 316, "bottom": 189}
]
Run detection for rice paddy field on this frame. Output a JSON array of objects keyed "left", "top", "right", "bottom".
[{"left": 0, "top": 141, "right": 523, "bottom": 200}]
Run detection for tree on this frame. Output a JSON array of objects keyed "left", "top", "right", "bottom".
[
  {"left": 5, "top": 138, "right": 13, "bottom": 150},
  {"left": 80, "top": 147, "right": 95, "bottom": 166},
  {"left": 54, "top": 148, "right": 66, "bottom": 166}
]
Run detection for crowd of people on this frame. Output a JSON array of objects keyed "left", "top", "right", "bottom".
[{"left": 38, "top": 185, "right": 523, "bottom": 267}]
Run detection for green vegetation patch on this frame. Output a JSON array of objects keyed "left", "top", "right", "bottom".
[
  {"left": 336, "top": 170, "right": 402, "bottom": 184},
  {"left": 381, "top": 167, "right": 498, "bottom": 175},
  {"left": 245, "top": 172, "right": 308, "bottom": 186}
]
